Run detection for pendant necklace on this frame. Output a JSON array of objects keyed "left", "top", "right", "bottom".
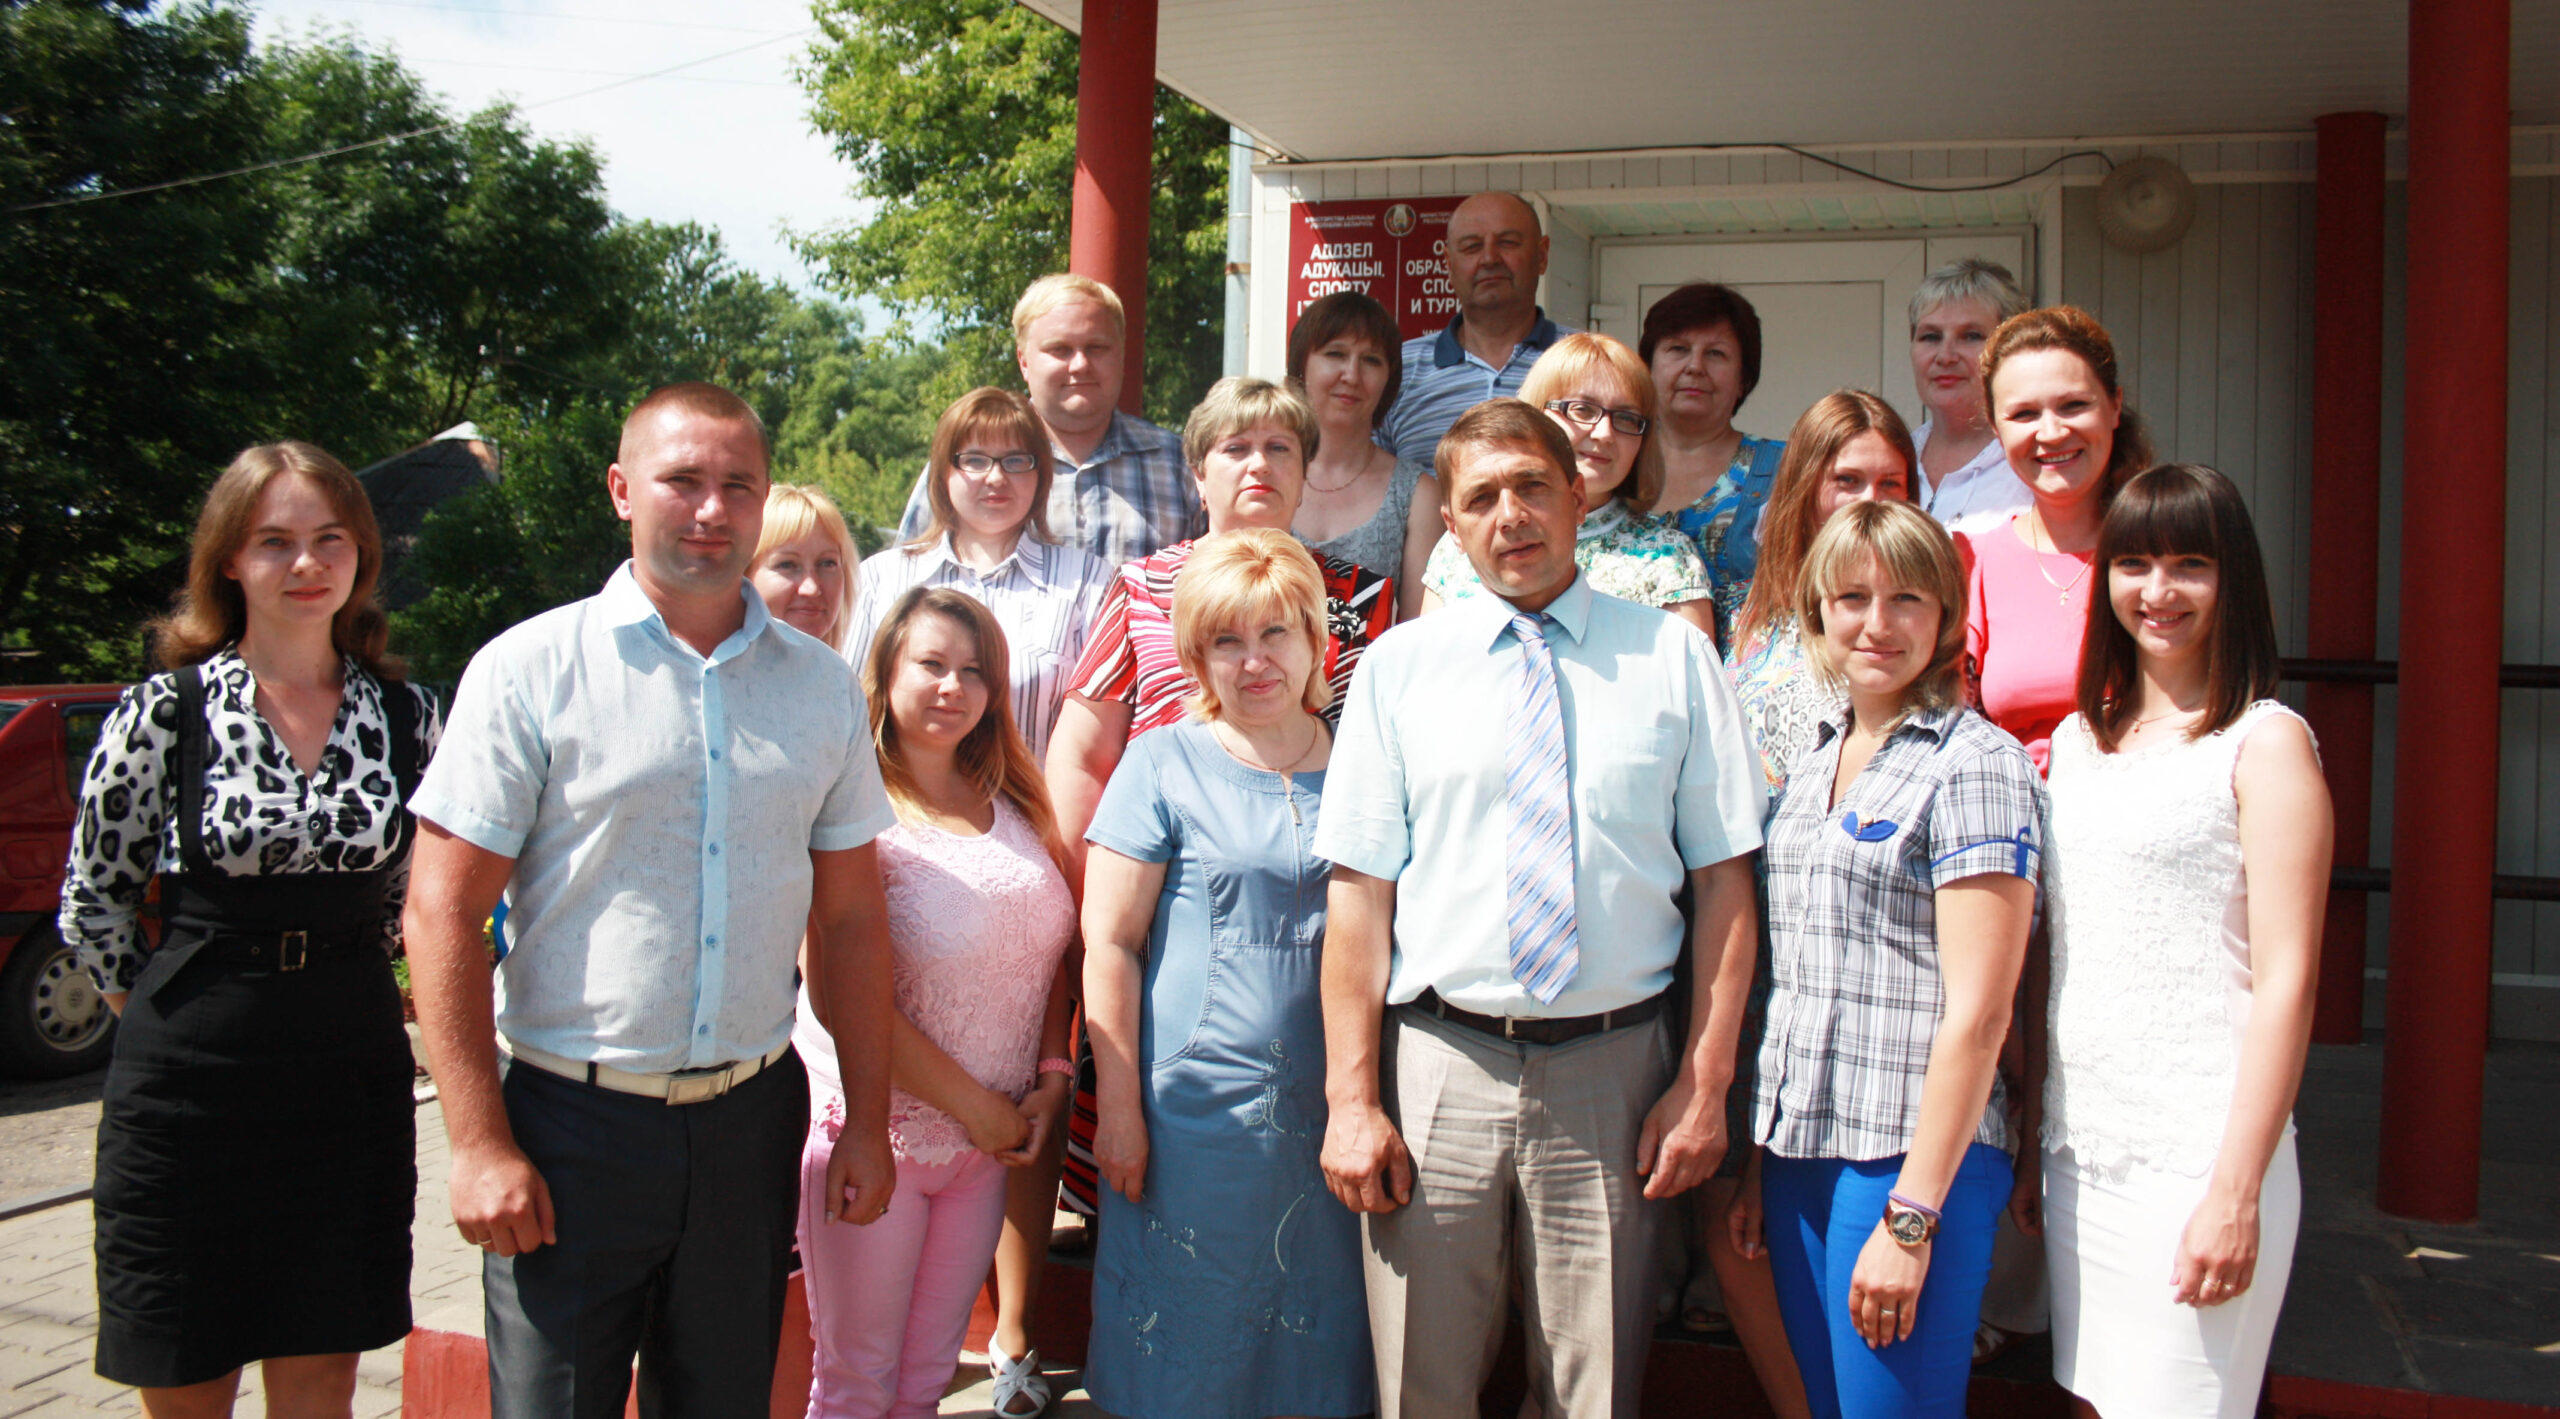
[{"left": 2026, "top": 516, "right": 2092, "bottom": 607}]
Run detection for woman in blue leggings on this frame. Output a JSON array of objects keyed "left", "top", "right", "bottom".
[{"left": 1737, "top": 500, "right": 2046, "bottom": 1419}]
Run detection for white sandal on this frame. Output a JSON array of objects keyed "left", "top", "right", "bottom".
[{"left": 987, "top": 1340, "right": 1052, "bottom": 1418}]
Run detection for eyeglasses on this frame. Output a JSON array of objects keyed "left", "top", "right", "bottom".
[
  {"left": 954, "top": 451, "right": 1040, "bottom": 476},
  {"left": 1544, "top": 399, "right": 1650, "bottom": 437}
]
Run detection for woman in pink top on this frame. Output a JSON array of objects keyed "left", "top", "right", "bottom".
[
  {"left": 793, "top": 587, "right": 1078, "bottom": 1419},
  {"left": 1961, "top": 307, "right": 2154, "bottom": 772}
]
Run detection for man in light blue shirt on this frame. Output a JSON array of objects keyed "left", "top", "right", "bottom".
[
  {"left": 1314, "top": 399, "right": 1763, "bottom": 1418},
  {"left": 406, "top": 382, "right": 899, "bottom": 1418},
  {"left": 1376, "top": 192, "right": 1574, "bottom": 468}
]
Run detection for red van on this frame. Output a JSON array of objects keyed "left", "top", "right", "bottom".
[{"left": 0, "top": 684, "right": 133, "bottom": 1077}]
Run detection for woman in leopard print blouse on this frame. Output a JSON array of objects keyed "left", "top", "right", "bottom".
[{"left": 59, "top": 442, "right": 439, "bottom": 1411}]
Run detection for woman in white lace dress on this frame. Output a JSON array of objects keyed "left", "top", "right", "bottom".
[
  {"left": 2030, "top": 464, "right": 2330, "bottom": 1419},
  {"left": 792, "top": 587, "right": 1078, "bottom": 1418}
]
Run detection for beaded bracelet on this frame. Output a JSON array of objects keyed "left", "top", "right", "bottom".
[{"left": 1036, "top": 1057, "right": 1076, "bottom": 1080}]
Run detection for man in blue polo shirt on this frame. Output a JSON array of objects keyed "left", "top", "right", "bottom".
[{"left": 1376, "top": 191, "right": 1577, "bottom": 467}]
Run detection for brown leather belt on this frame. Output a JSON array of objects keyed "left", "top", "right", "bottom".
[{"left": 1410, "top": 988, "right": 1663, "bottom": 1047}]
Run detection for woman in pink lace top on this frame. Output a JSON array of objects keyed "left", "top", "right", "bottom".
[{"left": 792, "top": 587, "right": 1078, "bottom": 1419}]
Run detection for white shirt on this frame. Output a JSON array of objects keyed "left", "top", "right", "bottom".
[
  {"left": 845, "top": 533, "right": 1116, "bottom": 759},
  {"left": 1915, "top": 418, "right": 2033, "bottom": 537},
  {"left": 1314, "top": 573, "right": 1766, "bottom": 1017},
  {"left": 411, "top": 563, "right": 897, "bottom": 1073}
]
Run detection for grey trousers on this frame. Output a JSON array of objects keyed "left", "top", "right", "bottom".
[
  {"left": 484, "top": 1050, "right": 808, "bottom": 1419},
  {"left": 1363, "top": 1005, "right": 1674, "bottom": 1419}
]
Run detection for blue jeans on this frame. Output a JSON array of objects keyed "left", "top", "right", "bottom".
[{"left": 1761, "top": 1143, "right": 2011, "bottom": 1419}]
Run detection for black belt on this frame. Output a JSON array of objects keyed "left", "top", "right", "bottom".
[
  {"left": 179, "top": 926, "right": 377, "bottom": 974},
  {"left": 1411, "top": 988, "right": 1662, "bottom": 1047}
]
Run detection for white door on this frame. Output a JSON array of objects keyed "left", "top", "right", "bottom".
[{"left": 1590, "top": 234, "right": 2027, "bottom": 441}]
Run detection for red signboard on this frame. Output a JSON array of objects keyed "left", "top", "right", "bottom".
[{"left": 1284, "top": 197, "right": 1470, "bottom": 343}]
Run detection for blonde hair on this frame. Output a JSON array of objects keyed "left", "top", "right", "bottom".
[
  {"left": 1736, "top": 391, "right": 1918, "bottom": 645},
  {"left": 150, "top": 442, "right": 399, "bottom": 677},
  {"left": 1011, "top": 274, "right": 1125, "bottom": 349},
  {"left": 908, "top": 387, "right": 1056, "bottom": 550},
  {"left": 1796, "top": 500, "right": 1968, "bottom": 719},
  {"left": 1908, "top": 258, "right": 2030, "bottom": 332},
  {"left": 1182, "top": 376, "right": 1320, "bottom": 471},
  {"left": 863, "top": 587, "right": 1067, "bottom": 872},
  {"left": 752, "top": 483, "right": 858, "bottom": 651},
  {"left": 1517, "top": 332, "right": 1663, "bottom": 512},
  {"left": 1171, "top": 529, "right": 1333, "bottom": 721}
]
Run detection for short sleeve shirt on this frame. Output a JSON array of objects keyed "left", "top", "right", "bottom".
[
  {"left": 409, "top": 564, "right": 897, "bottom": 1074},
  {"left": 1314, "top": 573, "right": 1766, "bottom": 1017},
  {"left": 1753, "top": 703, "right": 2048, "bottom": 1161}
]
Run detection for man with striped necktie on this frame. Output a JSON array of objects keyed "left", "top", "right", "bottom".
[{"left": 1313, "top": 399, "right": 1766, "bottom": 1418}]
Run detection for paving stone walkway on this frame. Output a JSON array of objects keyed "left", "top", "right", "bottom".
[
  {"left": 0, "top": 1155, "right": 407, "bottom": 1418},
  {"left": 0, "top": 1092, "right": 1094, "bottom": 1418}
]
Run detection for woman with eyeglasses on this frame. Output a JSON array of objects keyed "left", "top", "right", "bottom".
[
  {"left": 844, "top": 387, "right": 1114, "bottom": 1415},
  {"left": 850, "top": 388, "right": 1116, "bottom": 763},
  {"left": 1417, "top": 331, "right": 1717, "bottom": 635}
]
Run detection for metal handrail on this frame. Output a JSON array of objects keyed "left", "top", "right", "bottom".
[
  {"left": 2281, "top": 661, "right": 2560, "bottom": 899},
  {"left": 2283, "top": 658, "right": 2560, "bottom": 689},
  {"left": 2329, "top": 865, "right": 2560, "bottom": 903}
]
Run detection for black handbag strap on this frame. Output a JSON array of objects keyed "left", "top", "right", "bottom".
[
  {"left": 381, "top": 676, "right": 421, "bottom": 805},
  {"left": 171, "top": 664, "right": 210, "bottom": 877}
]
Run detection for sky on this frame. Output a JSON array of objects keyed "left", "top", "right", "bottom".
[{"left": 247, "top": 0, "right": 864, "bottom": 293}]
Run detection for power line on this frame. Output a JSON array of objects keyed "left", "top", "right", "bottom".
[
  {"left": 6, "top": 28, "right": 811, "bottom": 216},
  {"left": 404, "top": 58, "right": 794, "bottom": 88},
  {"left": 273, "top": 0, "right": 795, "bottom": 35}
]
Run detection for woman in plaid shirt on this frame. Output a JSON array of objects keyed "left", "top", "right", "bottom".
[{"left": 1741, "top": 500, "right": 2049, "bottom": 1419}]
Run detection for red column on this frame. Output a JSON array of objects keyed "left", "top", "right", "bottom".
[
  {"left": 2307, "top": 113, "right": 2387, "bottom": 1045},
  {"left": 1069, "top": 0, "right": 1159, "bottom": 415},
  {"left": 2379, "top": 0, "right": 2508, "bottom": 1222}
]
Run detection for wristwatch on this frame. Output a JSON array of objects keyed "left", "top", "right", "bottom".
[{"left": 1882, "top": 1196, "right": 1940, "bottom": 1247}]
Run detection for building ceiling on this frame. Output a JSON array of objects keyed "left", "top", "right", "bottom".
[{"left": 1020, "top": 0, "right": 2560, "bottom": 161}]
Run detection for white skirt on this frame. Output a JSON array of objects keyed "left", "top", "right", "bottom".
[{"left": 2044, "top": 1134, "right": 2299, "bottom": 1419}]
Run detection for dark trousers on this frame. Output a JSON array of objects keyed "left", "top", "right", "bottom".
[{"left": 485, "top": 1049, "right": 809, "bottom": 1419}]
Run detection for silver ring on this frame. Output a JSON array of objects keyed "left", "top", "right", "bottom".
[{"left": 1880, "top": 1307, "right": 1898, "bottom": 1315}]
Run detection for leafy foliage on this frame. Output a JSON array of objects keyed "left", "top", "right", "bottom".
[
  {"left": 0, "top": 8, "right": 940, "bottom": 682},
  {"left": 1, "top": 0, "right": 1228, "bottom": 684},
  {"left": 796, "top": 0, "right": 1229, "bottom": 424},
  {"left": 0, "top": 0, "right": 274, "bottom": 679},
  {"left": 389, "top": 224, "right": 945, "bottom": 682}
]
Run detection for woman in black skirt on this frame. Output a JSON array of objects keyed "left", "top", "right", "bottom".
[{"left": 59, "top": 441, "right": 439, "bottom": 1415}]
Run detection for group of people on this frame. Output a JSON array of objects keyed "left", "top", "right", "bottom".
[{"left": 58, "top": 186, "right": 2331, "bottom": 1419}]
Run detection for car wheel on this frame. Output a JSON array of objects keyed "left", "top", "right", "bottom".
[{"left": 0, "top": 926, "right": 116, "bottom": 1078}]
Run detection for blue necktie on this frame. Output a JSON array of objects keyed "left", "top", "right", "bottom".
[{"left": 1505, "top": 613, "right": 1580, "bottom": 1003}]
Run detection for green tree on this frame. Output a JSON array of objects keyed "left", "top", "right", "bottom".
[
  {"left": 388, "top": 395, "right": 628, "bottom": 684},
  {"left": 796, "top": 0, "right": 1228, "bottom": 424},
  {"left": 250, "top": 33, "right": 632, "bottom": 450},
  {"left": 392, "top": 224, "right": 948, "bottom": 680},
  {"left": 0, "top": 0, "right": 274, "bottom": 679},
  {"left": 0, "top": 10, "right": 641, "bottom": 681}
]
